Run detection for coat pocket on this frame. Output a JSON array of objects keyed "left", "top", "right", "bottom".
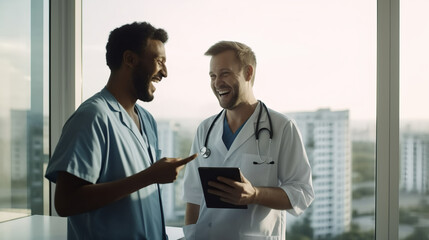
[
  {"left": 182, "top": 224, "right": 196, "bottom": 240},
  {"left": 239, "top": 233, "right": 280, "bottom": 240}
]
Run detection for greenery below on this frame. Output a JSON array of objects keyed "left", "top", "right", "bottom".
[
  {"left": 404, "top": 228, "right": 429, "bottom": 240},
  {"left": 399, "top": 208, "right": 419, "bottom": 225},
  {"left": 288, "top": 141, "right": 429, "bottom": 239},
  {"left": 352, "top": 187, "right": 374, "bottom": 199},
  {"left": 287, "top": 217, "right": 313, "bottom": 240},
  {"left": 352, "top": 141, "right": 375, "bottom": 184},
  {"left": 288, "top": 221, "right": 374, "bottom": 240}
]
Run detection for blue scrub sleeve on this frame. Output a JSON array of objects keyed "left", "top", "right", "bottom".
[{"left": 45, "top": 106, "right": 107, "bottom": 184}]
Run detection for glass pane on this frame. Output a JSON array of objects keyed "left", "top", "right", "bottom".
[
  {"left": 83, "top": 0, "right": 376, "bottom": 238},
  {"left": 0, "top": 0, "right": 49, "bottom": 221},
  {"left": 400, "top": 1, "right": 429, "bottom": 239}
]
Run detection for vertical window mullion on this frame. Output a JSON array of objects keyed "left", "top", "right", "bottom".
[
  {"left": 49, "top": 0, "right": 82, "bottom": 216},
  {"left": 376, "top": 0, "right": 400, "bottom": 239}
]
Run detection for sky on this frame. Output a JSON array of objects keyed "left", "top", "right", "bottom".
[
  {"left": 82, "top": 0, "right": 378, "bottom": 121},
  {"left": 1, "top": 0, "right": 428, "bottom": 123},
  {"left": 81, "top": 0, "right": 429, "bottom": 122}
]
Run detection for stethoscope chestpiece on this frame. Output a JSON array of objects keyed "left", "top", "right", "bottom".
[{"left": 200, "top": 146, "right": 211, "bottom": 158}]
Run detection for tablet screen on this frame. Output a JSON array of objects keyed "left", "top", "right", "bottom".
[{"left": 198, "top": 167, "right": 248, "bottom": 209}]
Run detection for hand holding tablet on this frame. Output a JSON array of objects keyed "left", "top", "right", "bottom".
[{"left": 198, "top": 167, "right": 248, "bottom": 209}]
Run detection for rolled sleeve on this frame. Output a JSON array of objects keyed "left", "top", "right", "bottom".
[
  {"left": 281, "top": 182, "right": 314, "bottom": 216},
  {"left": 278, "top": 119, "right": 314, "bottom": 216}
]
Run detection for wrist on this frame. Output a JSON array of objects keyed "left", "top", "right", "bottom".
[
  {"left": 252, "top": 186, "right": 259, "bottom": 204},
  {"left": 138, "top": 168, "right": 156, "bottom": 187}
]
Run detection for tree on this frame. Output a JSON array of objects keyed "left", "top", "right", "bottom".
[
  {"left": 287, "top": 216, "right": 313, "bottom": 240},
  {"left": 404, "top": 228, "right": 429, "bottom": 240}
]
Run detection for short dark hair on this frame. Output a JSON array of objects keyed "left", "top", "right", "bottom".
[{"left": 106, "top": 22, "right": 168, "bottom": 70}]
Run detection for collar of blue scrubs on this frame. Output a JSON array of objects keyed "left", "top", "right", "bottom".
[
  {"left": 100, "top": 88, "right": 122, "bottom": 112},
  {"left": 100, "top": 88, "right": 138, "bottom": 128},
  {"left": 100, "top": 88, "right": 166, "bottom": 238},
  {"left": 100, "top": 88, "right": 145, "bottom": 143}
]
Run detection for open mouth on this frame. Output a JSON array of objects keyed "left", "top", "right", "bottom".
[
  {"left": 149, "top": 77, "right": 161, "bottom": 93},
  {"left": 217, "top": 90, "right": 230, "bottom": 97},
  {"left": 152, "top": 77, "right": 161, "bottom": 83}
]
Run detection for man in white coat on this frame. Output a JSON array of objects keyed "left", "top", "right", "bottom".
[{"left": 182, "top": 41, "right": 314, "bottom": 240}]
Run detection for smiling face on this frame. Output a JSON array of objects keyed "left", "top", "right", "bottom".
[
  {"left": 209, "top": 50, "right": 248, "bottom": 110},
  {"left": 132, "top": 39, "right": 167, "bottom": 102}
]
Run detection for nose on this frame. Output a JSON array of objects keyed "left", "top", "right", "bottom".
[
  {"left": 212, "top": 76, "right": 223, "bottom": 88},
  {"left": 161, "top": 64, "right": 167, "bottom": 78}
]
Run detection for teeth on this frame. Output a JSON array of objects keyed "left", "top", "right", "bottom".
[{"left": 218, "top": 90, "right": 229, "bottom": 95}]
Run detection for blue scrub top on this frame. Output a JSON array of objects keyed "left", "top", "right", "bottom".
[
  {"left": 45, "top": 88, "right": 165, "bottom": 240},
  {"left": 222, "top": 115, "right": 247, "bottom": 150}
]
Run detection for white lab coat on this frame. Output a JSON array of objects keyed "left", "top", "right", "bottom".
[{"left": 182, "top": 102, "right": 314, "bottom": 240}]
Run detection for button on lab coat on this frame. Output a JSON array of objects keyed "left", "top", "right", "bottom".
[{"left": 183, "top": 102, "right": 314, "bottom": 240}]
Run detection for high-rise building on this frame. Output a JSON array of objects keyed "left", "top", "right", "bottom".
[
  {"left": 400, "top": 132, "right": 429, "bottom": 194},
  {"left": 27, "top": 111, "right": 44, "bottom": 214},
  {"left": 11, "top": 110, "right": 28, "bottom": 209},
  {"left": 9, "top": 109, "right": 44, "bottom": 213},
  {"left": 157, "top": 120, "right": 185, "bottom": 224},
  {"left": 287, "top": 109, "right": 351, "bottom": 239},
  {"left": 11, "top": 110, "right": 28, "bottom": 182},
  {"left": 0, "top": 115, "right": 12, "bottom": 210}
]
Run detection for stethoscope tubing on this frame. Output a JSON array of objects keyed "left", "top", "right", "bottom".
[{"left": 200, "top": 101, "right": 273, "bottom": 162}]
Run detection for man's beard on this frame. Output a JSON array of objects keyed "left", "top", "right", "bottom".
[
  {"left": 132, "top": 68, "right": 154, "bottom": 102},
  {"left": 217, "top": 84, "right": 239, "bottom": 110}
]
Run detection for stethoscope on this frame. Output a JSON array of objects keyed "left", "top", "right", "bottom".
[
  {"left": 200, "top": 101, "right": 275, "bottom": 165},
  {"left": 137, "top": 107, "right": 167, "bottom": 238}
]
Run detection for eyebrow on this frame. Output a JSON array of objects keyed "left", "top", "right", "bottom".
[{"left": 209, "top": 68, "right": 232, "bottom": 74}]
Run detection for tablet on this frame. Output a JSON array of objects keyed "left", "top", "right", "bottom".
[{"left": 198, "top": 167, "right": 248, "bottom": 209}]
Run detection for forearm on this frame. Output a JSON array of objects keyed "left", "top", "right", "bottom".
[
  {"left": 252, "top": 187, "right": 292, "bottom": 210},
  {"left": 55, "top": 155, "right": 197, "bottom": 217},
  {"left": 185, "top": 203, "right": 200, "bottom": 225},
  {"left": 55, "top": 169, "right": 155, "bottom": 216}
]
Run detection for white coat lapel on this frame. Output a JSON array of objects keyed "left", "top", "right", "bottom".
[
  {"left": 224, "top": 102, "right": 267, "bottom": 160},
  {"left": 213, "top": 111, "right": 228, "bottom": 156}
]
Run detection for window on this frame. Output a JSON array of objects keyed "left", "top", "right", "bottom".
[
  {"left": 82, "top": 1, "right": 376, "bottom": 238},
  {"left": 399, "top": 1, "right": 429, "bottom": 239},
  {"left": 0, "top": 0, "right": 49, "bottom": 222}
]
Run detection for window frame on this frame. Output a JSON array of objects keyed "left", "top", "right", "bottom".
[
  {"left": 376, "top": 0, "right": 399, "bottom": 239},
  {"left": 49, "top": 0, "right": 401, "bottom": 238},
  {"left": 49, "top": 0, "right": 82, "bottom": 216}
]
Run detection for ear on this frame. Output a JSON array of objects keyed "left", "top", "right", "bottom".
[
  {"left": 244, "top": 65, "right": 254, "bottom": 82},
  {"left": 122, "top": 50, "right": 138, "bottom": 69}
]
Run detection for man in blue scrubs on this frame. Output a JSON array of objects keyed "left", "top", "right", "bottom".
[{"left": 45, "top": 22, "right": 196, "bottom": 240}]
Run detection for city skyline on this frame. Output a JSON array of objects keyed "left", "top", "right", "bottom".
[
  {"left": 2, "top": 106, "right": 428, "bottom": 238},
  {"left": 1, "top": 0, "right": 428, "bottom": 238}
]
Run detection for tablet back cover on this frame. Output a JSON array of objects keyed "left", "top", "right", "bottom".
[{"left": 198, "top": 167, "right": 248, "bottom": 209}]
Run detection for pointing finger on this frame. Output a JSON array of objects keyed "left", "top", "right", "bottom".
[{"left": 175, "top": 153, "right": 198, "bottom": 166}]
